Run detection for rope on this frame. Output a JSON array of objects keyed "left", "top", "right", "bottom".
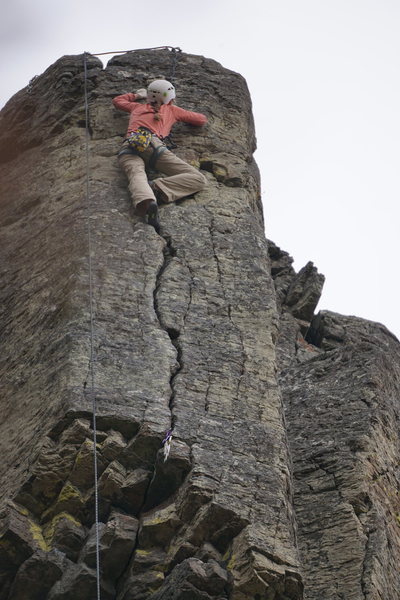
[
  {"left": 27, "top": 47, "right": 181, "bottom": 94},
  {"left": 90, "top": 45, "right": 182, "bottom": 57},
  {"left": 91, "top": 44, "right": 181, "bottom": 90},
  {"left": 83, "top": 52, "right": 101, "bottom": 600},
  {"left": 169, "top": 48, "right": 179, "bottom": 85}
]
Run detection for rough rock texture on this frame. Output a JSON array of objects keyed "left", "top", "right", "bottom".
[
  {"left": 0, "top": 50, "right": 300, "bottom": 599},
  {"left": 269, "top": 243, "right": 400, "bottom": 600},
  {"left": 1, "top": 50, "right": 400, "bottom": 600}
]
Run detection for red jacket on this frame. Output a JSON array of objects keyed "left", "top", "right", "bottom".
[{"left": 112, "top": 93, "right": 207, "bottom": 138}]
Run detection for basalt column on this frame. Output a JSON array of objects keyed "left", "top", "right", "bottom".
[
  {"left": 268, "top": 243, "right": 400, "bottom": 600},
  {"left": 0, "top": 51, "right": 302, "bottom": 599}
]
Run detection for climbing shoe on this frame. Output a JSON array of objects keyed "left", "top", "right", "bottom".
[
  {"left": 147, "top": 200, "right": 160, "bottom": 233},
  {"left": 148, "top": 180, "right": 168, "bottom": 204}
]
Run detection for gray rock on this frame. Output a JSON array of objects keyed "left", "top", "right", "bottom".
[
  {"left": 47, "top": 561, "right": 115, "bottom": 600},
  {"left": 80, "top": 510, "right": 139, "bottom": 582},
  {"left": 267, "top": 239, "right": 296, "bottom": 308},
  {"left": 43, "top": 513, "right": 87, "bottom": 560},
  {"left": 68, "top": 438, "right": 107, "bottom": 491},
  {"left": 279, "top": 312, "right": 400, "bottom": 599},
  {"left": 1, "top": 49, "right": 298, "bottom": 599},
  {"left": 150, "top": 557, "right": 231, "bottom": 599},
  {"left": 284, "top": 261, "right": 325, "bottom": 322},
  {"left": 7, "top": 549, "right": 66, "bottom": 600},
  {"left": 3, "top": 47, "right": 400, "bottom": 600}
]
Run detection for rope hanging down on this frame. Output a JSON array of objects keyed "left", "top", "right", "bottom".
[{"left": 83, "top": 52, "right": 101, "bottom": 600}]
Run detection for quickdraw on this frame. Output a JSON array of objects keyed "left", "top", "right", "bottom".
[{"left": 162, "top": 429, "right": 173, "bottom": 462}]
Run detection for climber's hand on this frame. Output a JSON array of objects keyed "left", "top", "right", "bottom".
[{"left": 135, "top": 88, "right": 147, "bottom": 100}]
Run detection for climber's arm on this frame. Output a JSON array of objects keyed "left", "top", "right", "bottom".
[
  {"left": 172, "top": 105, "right": 207, "bottom": 126},
  {"left": 112, "top": 89, "right": 147, "bottom": 112}
]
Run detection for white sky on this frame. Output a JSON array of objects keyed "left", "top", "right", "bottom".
[{"left": 1, "top": 0, "right": 399, "bottom": 340}]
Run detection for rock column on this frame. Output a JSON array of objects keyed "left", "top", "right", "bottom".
[{"left": 0, "top": 50, "right": 302, "bottom": 599}]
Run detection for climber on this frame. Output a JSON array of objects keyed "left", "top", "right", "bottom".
[{"left": 113, "top": 79, "right": 208, "bottom": 233}]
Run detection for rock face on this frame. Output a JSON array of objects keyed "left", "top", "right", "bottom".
[
  {"left": 0, "top": 50, "right": 399, "bottom": 600},
  {"left": 269, "top": 245, "right": 400, "bottom": 600}
]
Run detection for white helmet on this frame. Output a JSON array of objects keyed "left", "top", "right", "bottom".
[{"left": 147, "top": 79, "right": 176, "bottom": 104}]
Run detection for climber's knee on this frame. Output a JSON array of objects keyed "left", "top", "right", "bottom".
[{"left": 194, "top": 170, "right": 207, "bottom": 190}]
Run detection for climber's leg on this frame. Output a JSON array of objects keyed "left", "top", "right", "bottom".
[
  {"left": 119, "top": 153, "right": 156, "bottom": 216},
  {"left": 152, "top": 149, "right": 207, "bottom": 204},
  {"left": 146, "top": 200, "right": 160, "bottom": 233}
]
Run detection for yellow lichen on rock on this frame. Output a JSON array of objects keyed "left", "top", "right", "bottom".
[
  {"left": 43, "top": 511, "right": 82, "bottom": 546},
  {"left": 41, "top": 481, "right": 84, "bottom": 522},
  {"left": 28, "top": 519, "right": 49, "bottom": 552}
]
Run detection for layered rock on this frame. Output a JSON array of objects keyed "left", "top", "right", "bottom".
[
  {"left": 0, "top": 50, "right": 301, "bottom": 599},
  {"left": 1, "top": 49, "right": 400, "bottom": 600},
  {"left": 270, "top": 243, "right": 400, "bottom": 599}
]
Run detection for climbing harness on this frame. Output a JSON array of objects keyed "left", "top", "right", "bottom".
[
  {"left": 83, "top": 52, "right": 101, "bottom": 600},
  {"left": 162, "top": 429, "right": 173, "bottom": 461},
  {"left": 148, "top": 140, "right": 168, "bottom": 169},
  {"left": 118, "top": 134, "right": 168, "bottom": 170}
]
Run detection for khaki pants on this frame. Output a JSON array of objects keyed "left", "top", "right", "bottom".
[{"left": 118, "top": 136, "right": 207, "bottom": 216}]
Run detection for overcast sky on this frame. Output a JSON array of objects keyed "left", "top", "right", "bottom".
[{"left": 1, "top": 0, "right": 399, "bottom": 340}]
